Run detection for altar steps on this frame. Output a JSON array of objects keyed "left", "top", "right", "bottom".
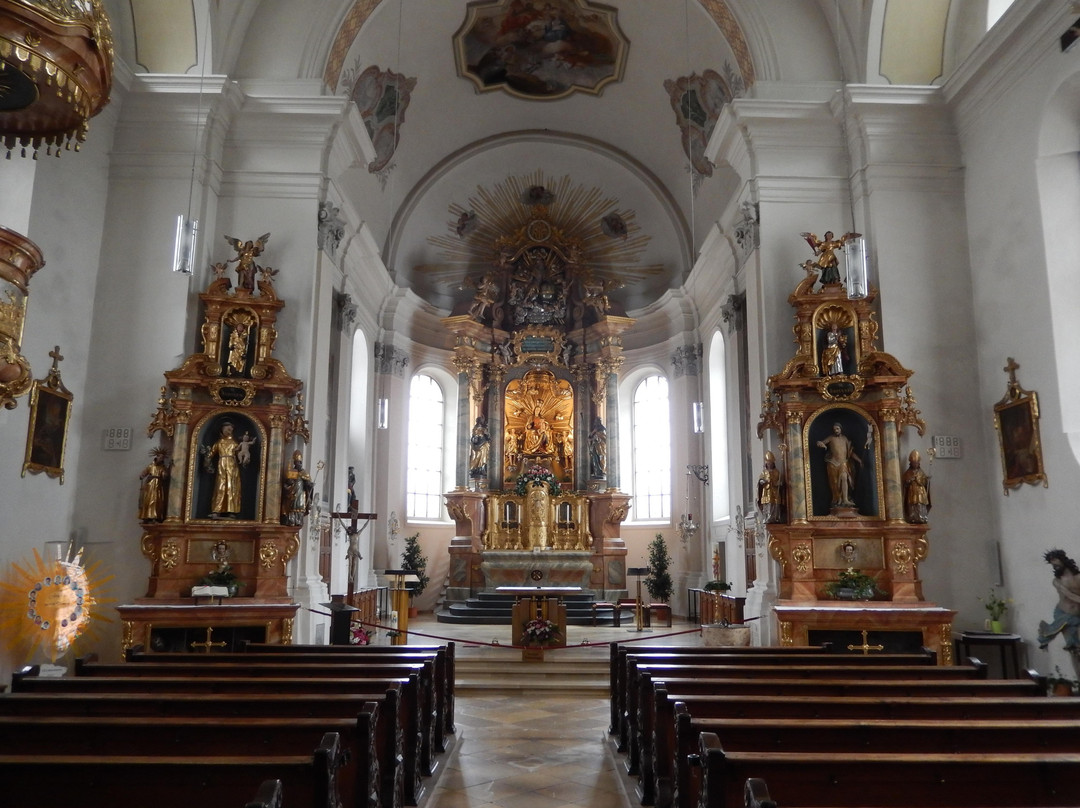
[
  {"left": 454, "top": 653, "right": 610, "bottom": 694},
  {"left": 435, "top": 591, "right": 616, "bottom": 625}
]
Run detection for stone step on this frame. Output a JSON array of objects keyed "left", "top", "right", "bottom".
[{"left": 454, "top": 654, "right": 610, "bottom": 694}]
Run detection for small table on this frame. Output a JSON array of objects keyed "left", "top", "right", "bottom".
[{"left": 956, "top": 631, "right": 1024, "bottom": 678}]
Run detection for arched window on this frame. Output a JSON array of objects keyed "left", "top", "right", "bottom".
[
  {"left": 631, "top": 374, "right": 671, "bottom": 521},
  {"left": 406, "top": 373, "right": 446, "bottom": 520}
]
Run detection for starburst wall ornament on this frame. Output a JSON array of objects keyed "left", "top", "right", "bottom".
[{"left": 0, "top": 546, "right": 113, "bottom": 663}]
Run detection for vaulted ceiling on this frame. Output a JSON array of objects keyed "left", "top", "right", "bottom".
[{"left": 107, "top": 0, "right": 1006, "bottom": 314}]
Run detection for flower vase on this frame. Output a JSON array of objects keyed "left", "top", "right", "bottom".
[
  {"left": 990, "top": 620, "right": 1003, "bottom": 634},
  {"left": 522, "top": 646, "right": 545, "bottom": 663}
]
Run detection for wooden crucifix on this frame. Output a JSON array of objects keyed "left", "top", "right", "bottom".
[{"left": 330, "top": 498, "right": 377, "bottom": 599}]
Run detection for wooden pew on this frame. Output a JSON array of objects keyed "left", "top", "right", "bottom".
[
  {"left": 124, "top": 647, "right": 453, "bottom": 750},
  {"left": 608, "top": 643, "right": 838, "bottom": 737},
  {"left": 668, "top": 694, "right": 1080, "bottom": 808},
  {"left": 71, "top": 657, "right": 441, "bottom": 782},
  {"left": 642, "top": 673, "right": 1045, "bottom": 808},
  {"left": 609, "top": 644, "right": 936, "bottom": 751},
  {"left": 249, "top": 779, "right": 285, "bottom": 808},
  {"left": 8, "top": 673, "right": 417, "bottom": 807},
  {"left": 695, "top": 733, "right": 1080, "bottom": 808},
  {"left": 0, "top": 710, "right": 380, "bottom": 808},
  {"left": 240, "top": 642, "right": 456, "bottom": 734},
  {"left": 620, "top": 658, "right": 983, "bottom": 779},
  {"left": 0, "top": 731, "right": 345, "bottom": 808}
]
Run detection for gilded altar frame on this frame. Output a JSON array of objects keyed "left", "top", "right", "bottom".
[{"left": 22, "top": 366, "right": 72, "bottom": 483}]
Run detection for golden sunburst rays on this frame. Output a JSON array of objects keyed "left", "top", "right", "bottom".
[
  {"left": 427, "top": 171, "right": 659, "bottom": 284},
  {"left": 0, "top": 547, "right": 114, "bottom": 664},
  {"left": 813, "top": 304, "right": 856, "bottom": 331}
]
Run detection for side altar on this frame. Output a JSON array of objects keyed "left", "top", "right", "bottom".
[
  {"left": 756, "top": 236, "right": 954, "bottom": 663},
  {"left": 432, "top": 178, "right": 647, "bottom": 606},
  {"left": 117, "top": 235, "right": 307, "bottom": 653}
]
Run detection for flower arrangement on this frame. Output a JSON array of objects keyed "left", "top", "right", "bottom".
[
  {"left": 979, "top": 587, "right": 1012, "bottom": 621},
  {"left": 199, "top": 566, "right": 241, "bottom": 595},
  {"left": 514, "top": 464, "right": 562, "bottom": 497},
  {"left": 824, "top": 568, "right": 883, "bottom": 601},
  {"left": 522, "top": 617, "right": 560, "bottom": 646},
  {"left": 350, "top": 624, "right": 370, "bottom": 645}
]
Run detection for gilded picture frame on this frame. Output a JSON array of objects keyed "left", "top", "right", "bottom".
[
  {"left": 993, "top": 358, "right": 1048, "bottom": 495},
  {"left": 22, "top": 373, "right": 73, "bottom": 484}
]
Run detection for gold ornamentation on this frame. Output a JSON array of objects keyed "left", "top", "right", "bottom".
[
  {"left": 121, "top": 620, "right": 135, "bottom": 653},
  {"left": 283, "top": 535, "right": 300, "bottom": 564},
  {"left": 791, "top": 543, "right": 811, "bottom": 573},
  {"left": 260, "top": 542, "right": 280, "bottom": 569},
  {"left": 284, "top": 394, "right": 311, "bottom": 442},
  {"left": 446, "top": 502, "right": 468, "bottom": 523},
  {"left": 160, "top": 539, "right": 180, "bottom": 570},
  {"left": 779, "top": 620, "right": 793, "bottom": 645},
  {"left": 756, "top": 389, "right": 783, "bottom": 437},
  {"left": 938, "top": 623, "right": 953, "bottom": 665},
  {"left": 607, "top": 504, "right": 629, "bottom": 524},
  {"left": 815, "top": 374, "right": 866, "bottom": 401},
  {"left": 22, "top": 346, "right": 72, "bottom": 482},
  {"left": 897, "top": 386, "right": 927, "bottom": 436},
  {"left": 282, "top": 617, "right": 294, "bottom": 645},
  {"left": 208, "top": 379, "right": 257, "bottom": 407},
  {"left": 914, "top": 536, "right": 929, "bottom": 562},
  {"left": 140, "top": 533, "right": 156, "bottom": 561},
  {"left": 147, "top": 386, "right": 177, "bottom": 437},
  {"left": 891, "top": 542, "right": 912, "bottom": 574}
]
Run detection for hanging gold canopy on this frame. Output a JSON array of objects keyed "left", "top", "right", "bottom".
[{"left": 0, "top": 0, "right": 114, "bottom": 157}]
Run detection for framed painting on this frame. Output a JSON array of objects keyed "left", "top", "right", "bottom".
[
  {"left": 993, "top": 358, "right": 1048, "bottom": 494},
  {"left": 22, "top": 362, "right": 73, "bottom": 484}
]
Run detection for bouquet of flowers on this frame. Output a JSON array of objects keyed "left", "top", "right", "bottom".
[
  {"left": 979, "top": 587, "right": 1012, "bottom": 621},
  {"left": 522, "top": 617, "right": 559, "bottom": 646},
  {"left": 350, "top": 623, "right": 371, "bottom": 645},
  {"left": 514, "top": 464, "right": 562, "bottom": 496}
]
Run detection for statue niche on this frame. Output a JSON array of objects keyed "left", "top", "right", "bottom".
[
  {"left": 503, "top": 369, "right": 574, "bottom": 485},
  {"left": 191, "top": 412, "right": 263, "bottom": 521},
  {"left": 807, "top": 407, "right": 881, "bottom": 519}
]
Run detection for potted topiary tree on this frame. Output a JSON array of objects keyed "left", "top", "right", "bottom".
[
  {"left": 401, "top": 532, "right": 429, "bottom": 617},
  {"left": 644, "top": 533, "right": 673, "bottom": 604}
]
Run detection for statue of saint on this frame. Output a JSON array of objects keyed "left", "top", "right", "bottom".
[
  {"left": 281, "top": 450, "right": 315, "bottom": 526},
  {"left": 801, "top": 230, "right": 860, "bottom": 285},
  {"left": 756, "top": 451, "right": 782, "bottom": 523},
  {"left": 204, "top": 422, "right": 249, "bottom": 517},
  {"left": 815, "top": 422, "right": 862, "bottom": 508},
  {"left": 589, "top": 420, "right": 607, "bottom": 478},
  {"left": 523, "top": 407, "right": 552, "bottom": 455},
  {"left": 138, "top": 451, "right": 169, "bottom": 522},
  {"left": 902, "top": 450, "right": 931, "bottom": 523},
  {"left": 821, "top": 325, "right": 845, "bottom": 376},
  {"left": 469, "top": 417, "right": 491, "bottom": 476}
]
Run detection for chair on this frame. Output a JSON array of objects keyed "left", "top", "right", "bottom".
[
  {"left": 647, "top": 603, "right": 672, "bottom": 627},
  {"left": 590, "top": 602, "right": 616, "bottom": 625}
]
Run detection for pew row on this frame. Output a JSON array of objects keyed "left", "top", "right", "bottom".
[
  {"left": 0, "top": 710, "right": 380, "bottom": 808},
  {"left": 8, "top": 673, "right": 415, "bottom": 807},
  {"left": 0, "top": 731, "right": 345, "bottom": 808},
  {"left": 695, "top": 734, "right": 1080, "bottom": 808}
]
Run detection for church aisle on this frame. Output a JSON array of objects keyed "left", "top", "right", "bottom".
[{"left": 424, "top": 693, "right": 629, "bottom": 808}]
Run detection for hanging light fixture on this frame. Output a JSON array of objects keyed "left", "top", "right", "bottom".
[{"left": 172, "top": 14, "right": 210, "bottom": 274}]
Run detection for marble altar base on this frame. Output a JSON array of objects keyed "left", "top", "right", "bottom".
[{"left": 480, "top": 551, "right": 593, "bottom": 591}]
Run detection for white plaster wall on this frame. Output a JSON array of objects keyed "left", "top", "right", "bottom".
[
  {"left": 0, "top": 102, "right": 117, "bottom": 679},
  {"left": 950, "top": 3, "right": 1080, "bottom": 676}
]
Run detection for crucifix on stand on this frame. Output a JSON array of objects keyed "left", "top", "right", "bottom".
[{"left": 329, "top": 498, "right": 377, "bottom": 599}]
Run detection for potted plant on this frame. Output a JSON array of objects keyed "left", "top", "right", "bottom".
[
  {"left": 703, "top": 580, "right": 732, "bottom": 593},
  {"left": 823, "top": 568, "right": 883, "bottom": 601},
  {"left": 978, "top": 587, "right": 1012, "bottom": 633},
  {"left": 401, "top": 532, "right": 429, "bottom": 617},
  {"left": 1047, "top": 666, "right": 1077, "bottom": 697},
  {"left": 644, "top": 534, "right": 673, "bottom": 604}
]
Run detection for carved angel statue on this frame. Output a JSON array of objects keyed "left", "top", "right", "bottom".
[
  {"left": 224, "top": 232, "right": 271, "bottom": 292},
  {"left": 800, "top": 230, "right": 860, "bottom": 285}
]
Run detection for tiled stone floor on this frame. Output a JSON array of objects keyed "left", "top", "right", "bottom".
[{"left": 408, "top": 614, "right": 702, "bottom": 807}]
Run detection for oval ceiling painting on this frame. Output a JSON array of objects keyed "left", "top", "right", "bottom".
[{"left": 454, "top": 0, "right": 629, "bottom": 101}]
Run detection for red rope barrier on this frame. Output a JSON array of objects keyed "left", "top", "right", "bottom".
[{"left": 345, "top": 617, "right": 702, "bottom": 651}]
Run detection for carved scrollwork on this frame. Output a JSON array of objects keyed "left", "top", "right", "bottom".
[
  {"left": 914, "top": 536, "right": 929, "bottom": 563},
  {"left": 607, "top": 504, "right": 629, "bottom": 524},
  {"left": 140, "top": 533, "right": 157, "bottom": 561},
  {"left": 282, "top": 617, "right": 294, "bottom": 645},
  {"left": 779, "top": 620, "right": 794, "bottom": 645},
  {"left": 775, "top": 353, "right": 816, "bottom": 380},
  {"left": 160, "top": 539, "right": 180, "bottom": 570},
  {"left": 791, "top": 543, "right": 812, "bottom": 573},
  {"left": 897, "top": 386, "right": 927, "bottom": 436},
  {"left": 815, "top": 374, "right": 866, "bottom": 402},
  {"left": 938, "top": 624, "right": 954, "bottom": 665},
  {"left": 757, "top": 389, "right": 783, "bottom": 438},
  {"left": 260, "top": 541, "right": 280, "bottom": 569},
  {"left": 891, "top": 542, "right": 913, "bottom": 574},
  {"left": 208, "top": 379, "right": 257, "bottom": 407},
  {"left": 283, "top": 535, "right": 300, "bottom": 564}
]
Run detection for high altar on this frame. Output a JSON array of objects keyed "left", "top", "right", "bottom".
[
  {"left": 438, "top": 175, "right": 645, "bottom": 603},
  {"left": 116, "top": 236, "right": 307, "bottom": 653},
  {"left": 757, "top": 247, "right": 955, "bottom": 663}
]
